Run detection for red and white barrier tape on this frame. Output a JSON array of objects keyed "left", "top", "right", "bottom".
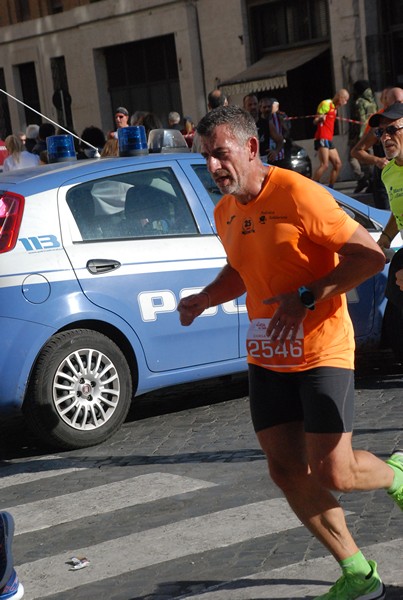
[{"left": 284, "top": 115, "right": 365, "bottom": 125}]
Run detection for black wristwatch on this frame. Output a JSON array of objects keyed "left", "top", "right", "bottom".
[{"left": 298, "top": 286, "right": 315, "bottom": 311}]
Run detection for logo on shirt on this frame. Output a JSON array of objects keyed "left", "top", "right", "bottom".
[
  {"left": 226, "top": 215, "right": 236, "bottom": 225},
  {"left": 242, "top": 218, "right": 255, "bottom": 235}
]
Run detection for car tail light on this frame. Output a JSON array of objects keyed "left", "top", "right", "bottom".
[{"left": 0, "top": 191, "right": 25, "bottom": 253}]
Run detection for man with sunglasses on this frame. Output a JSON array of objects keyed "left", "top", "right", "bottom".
[
  {"left": 369, "top": 102, "right": 403, "bottom": 251},
  {"left": 109, "top": 106, "right": 129, "bottom": 139},
  {"left": 351, "top": 87, "right": 403, "bottom": 209}
]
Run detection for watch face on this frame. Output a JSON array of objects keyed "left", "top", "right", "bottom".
[
  {"left": 299, "top": 288, "right": 315, "bottom": 309},
  {"left": 301, "top": 291, "right": 314, "bottom": 305}
]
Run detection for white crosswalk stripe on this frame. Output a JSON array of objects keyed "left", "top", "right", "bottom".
[
  {"left": 10, "top": 473, "right": 217, "bottom": 534},
  {"left": 0, "top": 455, "right": 89, "bottom": 488},
  {"left": 17, "top": 497, "right": 301, "bottom": 599},
  {"left": 3, "top": 462, "right": 401, "bottom": 599},
  {"left": 2, "top": 462, "right": 303, "bottom": 600}
]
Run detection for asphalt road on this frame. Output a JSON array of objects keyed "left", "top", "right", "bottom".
[{"left": 1, "top": 351, "right": 403, "bottom": 599}]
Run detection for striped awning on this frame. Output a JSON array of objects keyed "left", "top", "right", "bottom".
[{"left": 218, "top": 43, "right": 329, "bottom": 96}]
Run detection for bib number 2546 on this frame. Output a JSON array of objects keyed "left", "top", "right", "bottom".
[{"left": 246, "top": 319, "right": 305, "bottom": 367}]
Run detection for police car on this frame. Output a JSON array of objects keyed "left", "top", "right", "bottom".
[{"left": 0, "top": 131, "right": 392, "bottom": 449}]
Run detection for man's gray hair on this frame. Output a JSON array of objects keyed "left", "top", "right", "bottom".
[
  {"left": 168, "top": 111, "right": 181, "bottom": 124},
  {"left": 197, "top": 105, "right": 258, "bottom": 145}
]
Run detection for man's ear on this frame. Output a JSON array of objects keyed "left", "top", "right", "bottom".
[{"left": 248, "top": 136, "right": 259, "bottom": 159}]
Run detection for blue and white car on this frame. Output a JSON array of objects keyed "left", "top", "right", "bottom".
[{"left": 0, "top": 151, "right": 392, "bottom": 449}]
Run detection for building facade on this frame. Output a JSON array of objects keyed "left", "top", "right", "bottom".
[{"left": 0, "top": 0, "right": 402, "bottom": 174}]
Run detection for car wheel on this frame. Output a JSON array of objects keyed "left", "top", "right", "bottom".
[{"left": 24, "top": 329, "right": 132, "bottom": 449}]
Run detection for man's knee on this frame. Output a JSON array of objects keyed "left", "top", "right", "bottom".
[
  {"left": 268, "top": 458, "right": 308, "bottom": 492},
  {"left": 311, "top": 460, "right": 355, "bottom": 492}
]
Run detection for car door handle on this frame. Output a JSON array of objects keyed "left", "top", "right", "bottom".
[{"left": 86, "top": 259, "right": 121, "bottom": 274}]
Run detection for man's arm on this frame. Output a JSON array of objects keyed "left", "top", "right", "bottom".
[
  {"left": 309, "top": 224, "right": 386, "bottom": 300},
  {"left": 378, "top": 213, "right": 398, "bottom": 249},
  {"left": 264, "top": 224, "right": 385, "bottom": 343},
  {"left": 267, "top": 120, "right": 284, "bottom": 161},
  {"left": 177, "top": 262, "right": 246, "bottom": 326},
  {"left": 350, "top": 129, "right": 389, "bottom": 168}
]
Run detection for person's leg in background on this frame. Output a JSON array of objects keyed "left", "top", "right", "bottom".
[{"left": 0, "top": 512, "right": 24, "bottom": 599}]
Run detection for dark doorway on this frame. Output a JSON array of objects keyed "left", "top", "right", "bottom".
[
  {"left": 18, "top": 62, "right": 41, "bottom": 126},
  {"left": 104, "top": 34, "right": 181, "bottom": 127}
]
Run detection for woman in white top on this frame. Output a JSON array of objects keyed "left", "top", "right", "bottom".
[{"left": 3, "top": 135, "right": 40, "bottom": 171}]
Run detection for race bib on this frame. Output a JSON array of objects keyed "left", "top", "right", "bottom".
[{"left": 246, "top": 318, "right": 306, "bottom": 368}]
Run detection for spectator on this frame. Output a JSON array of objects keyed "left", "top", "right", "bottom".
[
  {"left": 39, "top": 150, "right": 48, "bottom": 165},
  {"left": 100, "top": 137, "right": 119, "bottom": 158},
  {"left": 3, "top": 134, "right": 40, "bottom": 171},
  {"left": 244, "top": 93, "right": 283, "bottom": 161},
  {"left": 348, "top": 80, "right": 378, "bottom": 193},
  {"left": 312, "top": 88, "right": 350, "bottom": 187},
  {"left": 17, "top": 131, "right": 26, "bottom": 148},
  {"left": 130, "top": 110, "right": 148, "bottom": 126},
  {"left": 0, "top": 135, "right": 8, "bottom": 168},
  {"left": 370, "top": 102, "right": 403, "bottom": 254},
  {"left": 108, "top": 107, "right": 129, "bottom": 139},
  {"left": 25, "top": 124, "right": 39, "bottom": 153},
  {"left": 264, "top": 97, "right": 291, "bottom": 168},
  {"left": 192, "top": 89, "right": 228, "bottom": 153},
  {"left": 181, "top": 115, "right": 196, "bottom": 148},
  {"left": 31, "top": 122, "right": 56, "bottom": 156},
  {"left": 141, "top": 113, "right": 163, "bottom": 138},
  {"left": 207, "top": 89, "right": 228, "bottom": 110},
  {"left": 168, "top": 111, "right": 182, "bottom": 130},
  {"left": 350, "top": 86, "right": 403, "bottom": 209},
  {"left": 76, "top": 126, "right": 105, "bottom": 159}
]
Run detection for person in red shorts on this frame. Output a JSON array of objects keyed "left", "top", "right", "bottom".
[
  {"left": 313, "top": 89, "right": 349, "bottom": 187},
  {"left": 177, "top": 105, "right": 403, "bottom": 600}
]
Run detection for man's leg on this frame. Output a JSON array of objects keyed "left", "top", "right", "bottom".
[
  {"left": 256, "top": 424, "right": 394, "bottom": 560},
  {"left": 313, "top": 146, "right": 329, "bottom": 182},
  {"left": 249, "top": 364, "right": 389, "bottom": 599},
  {"left": 257, "top": 425, "right": 388, "bottom": 599},
  {"left": 328, "top": 148, "right": 342, "bottom": 187}
]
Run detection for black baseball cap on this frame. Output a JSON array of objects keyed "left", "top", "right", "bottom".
[
  {"left": 368, "top": 102, "right": 403, "bottom": 127},
  {"left": 115, "top": 107, "right": 129, "bottom": 116}
]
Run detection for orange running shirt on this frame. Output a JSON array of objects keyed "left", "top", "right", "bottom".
[{"left": 214, "top": 167, "right": 359, "bottom": 372}]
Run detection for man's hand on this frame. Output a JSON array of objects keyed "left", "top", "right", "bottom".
[
  {"left": 375, "top": 156, "right": 389, "bottom": 169},
  {"left": 263, "top": 292, "right": 307, "bottom": 343},
  {"left": 177, "top": 292, "right": 210, "bottom": 326}
]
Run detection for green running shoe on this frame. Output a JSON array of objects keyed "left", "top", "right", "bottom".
[
  {"left": 386, "top": 451, "right": 403, "bottom": 509},
  {"left": 314, "top": 560, "right": 385, "bottom": 599}
]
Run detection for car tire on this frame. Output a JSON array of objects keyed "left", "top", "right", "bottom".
[{"left": 24, "top": 329, "right": 132, "bottom": 449}]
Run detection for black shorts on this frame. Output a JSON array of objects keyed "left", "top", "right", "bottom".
[
  {"left": 314, "top": 138, "right": 335, "bottom": 151},
  {"left": 248, "top": 364, "right": 354, "bottom": 434}
]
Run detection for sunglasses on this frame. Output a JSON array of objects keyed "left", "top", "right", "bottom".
[
  {"left": 115, "top": 114, "right": 126, "bottom": 119},
  {"left": 374, "top": 124, "right": 403, "bottom": 138}
]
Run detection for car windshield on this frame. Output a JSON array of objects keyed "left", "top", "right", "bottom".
[{"left": 191, "top": 164, "right": 223, "bottom": 206}]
